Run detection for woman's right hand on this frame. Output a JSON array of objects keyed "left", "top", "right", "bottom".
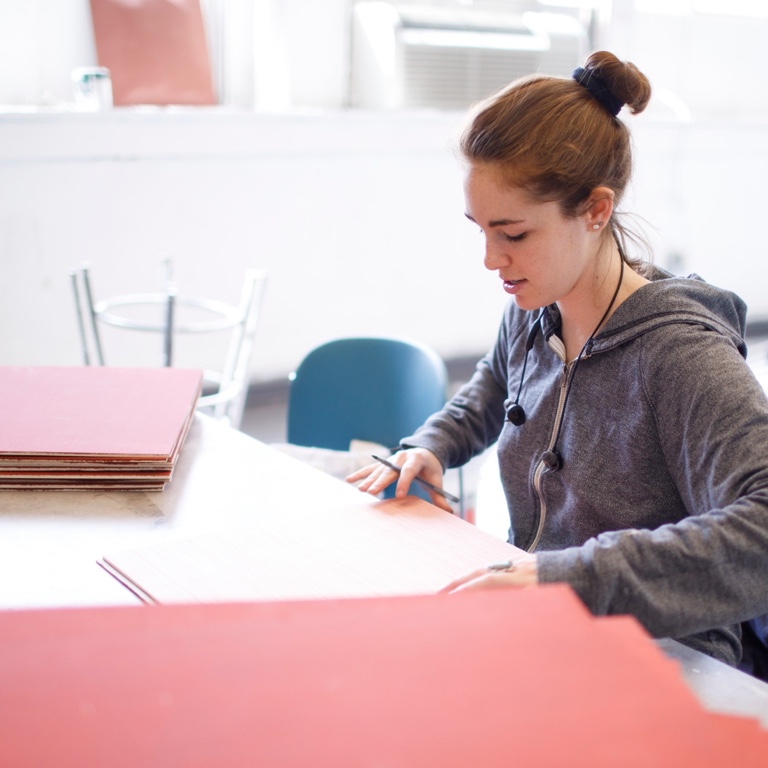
[{"left": 345, "top": 448, "right": 453, "bottom": 513}]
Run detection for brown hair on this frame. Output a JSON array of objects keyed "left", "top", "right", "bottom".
[{"left": 460, "top": 51, "right": 652, "bottom": 269}]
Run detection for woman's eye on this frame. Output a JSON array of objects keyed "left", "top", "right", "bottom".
[{"left": 503, "top": 232, "right": 526, "bottom": 243}]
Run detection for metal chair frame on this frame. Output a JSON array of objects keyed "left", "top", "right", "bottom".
[{"left": 71, "top": 264, "right": 267, "bottom": 429}]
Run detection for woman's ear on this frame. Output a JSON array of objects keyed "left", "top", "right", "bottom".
[{"left": 585, "top": 187, "right": 615, "bottom": 230}]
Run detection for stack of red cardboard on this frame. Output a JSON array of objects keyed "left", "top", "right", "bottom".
[{"left": 0, "top": 367, "right": 202, "bottom": 490}]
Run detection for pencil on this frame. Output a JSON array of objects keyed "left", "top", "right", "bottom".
[{"left": 371, "top": 454, "right": 460, "bottom": 504}]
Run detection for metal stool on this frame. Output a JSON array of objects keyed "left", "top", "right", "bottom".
[{"left": 71, "top": 262, "right": 267, "bottom": 429}]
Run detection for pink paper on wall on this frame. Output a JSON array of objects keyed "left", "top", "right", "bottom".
[{"left": 89, "top": 0, "right": 216, "bottom": 106}]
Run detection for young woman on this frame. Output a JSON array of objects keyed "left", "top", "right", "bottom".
[{"left": 347, "top": 51, "right": 768, "bottom": 670}]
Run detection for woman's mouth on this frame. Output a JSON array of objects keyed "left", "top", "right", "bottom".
[{"left": 503, "top": 279, "right": 526, "bottom": 295}]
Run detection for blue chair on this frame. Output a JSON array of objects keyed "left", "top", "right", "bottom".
[{"left": 287, "top": 337, "right": 460, "bottom": 508}]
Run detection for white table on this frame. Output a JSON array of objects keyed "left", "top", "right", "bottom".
[
  {"left": 1, "top": 413, "right": 767, "bottom": 728},
  {"left": 0, "top": 414, "right": 391, "bottom": 609}
]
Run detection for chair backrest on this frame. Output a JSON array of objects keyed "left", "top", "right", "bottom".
[
  {"left": 70, "top": 264, "right": 267, "bottom": 430},
  {"left": 287, "top": 337, "right": 448, "bottom": 452}
]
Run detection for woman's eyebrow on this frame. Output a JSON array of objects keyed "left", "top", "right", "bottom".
[{"left": 464, "top": 213, "right": 526, "bottom": 227}]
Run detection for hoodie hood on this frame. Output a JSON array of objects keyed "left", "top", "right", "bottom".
[{"left": 539, "top": 267, "right": 748, "bottom": 359}]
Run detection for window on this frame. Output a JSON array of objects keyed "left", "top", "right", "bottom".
[{"left": 1, "top": 0, "right": 764, "bottom": 116}]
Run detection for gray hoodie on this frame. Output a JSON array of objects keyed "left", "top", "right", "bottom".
[{"left": 402, "top": 269, "right": 768, "bottom": 665}]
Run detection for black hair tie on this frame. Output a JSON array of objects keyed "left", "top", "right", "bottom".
[{"left": 572, "top": 67, "right": 624, "bottom": 117}]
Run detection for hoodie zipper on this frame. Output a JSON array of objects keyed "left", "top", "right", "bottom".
[{"left": 527, "top": 340, "right": 573, "bottom": 552}]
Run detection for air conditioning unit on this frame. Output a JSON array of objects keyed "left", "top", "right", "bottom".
[{"left": 350, "top": 2, "right": 587, "bottom": 109}]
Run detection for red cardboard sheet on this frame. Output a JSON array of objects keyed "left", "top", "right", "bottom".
[
  {"left": 100, "top": 496, "right": 527, "bottom": 603},
  {"left": 0, "top": 587, "right": 766, "bottom": 767},
  {"left": 89, "top": 0, "right": 216, "bottom": 106},
  {"left": 0, "top": 367, "right": 201, "bottom": 458}
]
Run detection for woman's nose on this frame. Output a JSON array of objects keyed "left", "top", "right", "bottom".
[{"left": 483, "top": 239, "right": 509, "bottom": 271}]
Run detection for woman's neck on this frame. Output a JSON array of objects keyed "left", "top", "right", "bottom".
[{"left": 557, "top": 240, "right": 648, "bottom": 361}]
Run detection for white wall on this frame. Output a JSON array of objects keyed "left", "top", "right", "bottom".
[
  {"left": 0, "top": 109, "right": 507, "bottom": 381},
  {"left": 2, "top": 1, "right": 768, "bottom": 387},
  {"left": 2, "top": 107, "right": 767, "bottom": 387}
]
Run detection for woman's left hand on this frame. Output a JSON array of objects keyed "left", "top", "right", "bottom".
[{"left": 439, "top": 554, "right": 539, "bottom": 594}]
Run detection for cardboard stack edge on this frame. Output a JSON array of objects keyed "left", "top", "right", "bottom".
[{"left": 0, "top": 367, "right": 202, "bottom": 490}]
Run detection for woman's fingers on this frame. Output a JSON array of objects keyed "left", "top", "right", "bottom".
[
  {"left": 439, "top": 557, "right": 539, "bottom": 593},
  {"left": 346, "top": 448, "right": 454, "bottom": 512},
  {"left": 346, "top": 458, "right": 405, "bottom": 495}
]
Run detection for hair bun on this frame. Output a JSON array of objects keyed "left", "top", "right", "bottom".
[
  {"left": 572, "top": 66, "right": 623, "bottom": 116},
  {"left": 579, "top": 51, "right": 651, "bottom": 116}
]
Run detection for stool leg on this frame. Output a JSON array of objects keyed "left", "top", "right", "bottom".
[
  {"left": 80, "top": 267, "right": 105, "bottom": 365},
  {"left": 163, "top": 290, "right": 175, "bottom": 367},
  {"left": 70, "top": 270, "right": 91, "bottom": 365}
]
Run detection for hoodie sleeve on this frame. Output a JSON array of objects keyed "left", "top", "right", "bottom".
[
  {"left": 400, "top": 360, "right": 507, "bottom": 469},
  {"left": 399, "top": 302, "right": 526, "bottom": 469},
  {"left": 537, "top": 326, "right": 768, "bottom": 640}
]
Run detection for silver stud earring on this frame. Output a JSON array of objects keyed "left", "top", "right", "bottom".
[{"left": 592, "top": 223, "right": 601, "bottom": 230}]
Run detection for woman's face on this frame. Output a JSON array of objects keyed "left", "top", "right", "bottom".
[{"left": 463, "top": 163, "right": 601, "bottom": 312}]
